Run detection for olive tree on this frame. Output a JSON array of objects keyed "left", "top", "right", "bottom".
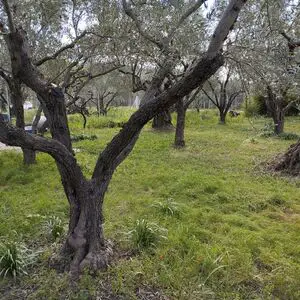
[{"left": 0, "top": 0, "right": 247, "bottom": 276}]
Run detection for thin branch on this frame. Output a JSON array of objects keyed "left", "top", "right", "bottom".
[
  {"left": 202, "top": 88, "right": 218, "bottom": 107},
  {"left": 122, "top": 0, "right": 164, "bottom": 50},
  {"left": 1, "top": 0, "right": 15, "bottom": 33},
  {"left": 168, "top": 0, "right": 206, "bottom": 41},
  {"left": 34, "top": 31, "right": 88, "bottom": 66},
  {"left": 184, "top": 85, "right": 202, "bottom": 109}
]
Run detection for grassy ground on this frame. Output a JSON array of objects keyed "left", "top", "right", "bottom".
[{"left": 1, "top": 109, "right": 300, "bottom": 299}]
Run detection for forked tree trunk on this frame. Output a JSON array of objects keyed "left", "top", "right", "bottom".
[
  {"left": 152, "top": 109, "right": 173, "bottom": 130},
  {"left": 65, "top": 177, "right": 112, "bottom": 275},
  {"left": 0, "top": 0, "right": 247, "bottom": 276},
  {"left": 174, "top": 98, "right": 186, "bottom": 147}
]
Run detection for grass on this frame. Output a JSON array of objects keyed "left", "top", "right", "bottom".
[{"left": 1, "top": 109, "right": 300, "bottom": 298}]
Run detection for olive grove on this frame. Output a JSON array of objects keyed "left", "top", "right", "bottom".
[{"left": 0, "top": 0, "right": 247, "bottom": 276}]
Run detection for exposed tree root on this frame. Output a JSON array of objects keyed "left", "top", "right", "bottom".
[{"left": 267, "top": 142, "right": 300, "bottom": 176}]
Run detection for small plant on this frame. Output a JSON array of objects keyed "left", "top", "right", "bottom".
[
  {"left": 43, "top": 216, "right": 64, "bottom": 240},
  {"left": 0, "top": 242, "right": 37, "bottom": 279},
  {"left": 70, "top": 134, "right": 98, "bottom": 142},
  {"left": 268, "top": 195, "right": 287, "bottom": 207},
  {"left": 259, "top": 122, "right": 275, "bottom": 137},
  {"left": 126, "top": 219, "right": 167, "bottom": 251},
  {"left": 152, "top": 198, "right": 181, "bottom": 217},
  {"left": 277, "top": 132, "right": 300, "bottom": 140}
]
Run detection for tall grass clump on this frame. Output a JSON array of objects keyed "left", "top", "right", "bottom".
[
  {"left": 0, "top": 241, "right": 37, "bottom": 279},
  {"left": 126, "top": 219, "right": 167, "bottom": 251}
]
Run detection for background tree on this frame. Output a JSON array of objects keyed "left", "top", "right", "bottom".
[{"left": 201, "top": 66, "right": 244, "bottom": 124}]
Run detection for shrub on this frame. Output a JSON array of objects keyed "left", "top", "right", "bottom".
[{"left": 0, "top": 242, "right": 37, "bottom": 279}]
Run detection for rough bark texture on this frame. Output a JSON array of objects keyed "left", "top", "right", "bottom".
[
  {"left": 271, "top": 142, "right": 300, "bottom": 176},
  {"left": 152, "top": 110, "right": 173, "bottom": 130},
  {"left": 174, "top": 98, "right": 186, "bottom": 147},
  {"left": 265, "top": 86, "right": 285, "bottom": 135},
  {"left": 219, "top": 110, "right": 226, "bottom": 124}
]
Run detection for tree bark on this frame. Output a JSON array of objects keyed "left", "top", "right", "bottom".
[
  {"left": 219, "top": 110, "right": 226, "bottom": 124},
  {"left": 273, "top": 112, "right": 284, "bottom": 135},
  {"left": 174, "top": 98, "right": 186, "bottom": 147},
  {"left": 10, "top": 79, "right": 36, "bottom": 164},
  {"left": 266, "top": 86, "right": 285, "bottom": 135},
  {"left": 272, "top": 141, "right": 300, "bottom": 176},
  {"left": 152, "top": 109, "right": 173, "bottom": 130},
  {"left": 65, "top": 178, "right": 112, "bottom": 275}
]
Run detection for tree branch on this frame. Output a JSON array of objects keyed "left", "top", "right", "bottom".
[
  {"left": 202, "top": 88, "right": 218, "bottom": 107},
  {"left": 34, "top": 31, "right": 88, "bottom": 66},
  {"left": 207, "top": 0, "right": 247, "bottom": 57},
  {"left": 168, "top": 0, "right": 206, "bottom": 41},
  {"left": 122, "top": 0, "right": 164, "bottom": 50},
  {"left": 92, "top": 53, "right": 224, "bottom": 181},
  {"left": 0, "top": 119, "right": 83, "bottom": 183},
  {"left": 1, "top": 0, "right": 15, "bottom": 33}
]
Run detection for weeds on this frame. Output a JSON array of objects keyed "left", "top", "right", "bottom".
[
  {"left": 42, "top": 216, "right": 64, "bottom": 240},
  {"left": 125, "top": 219, "right": 167, "bottom": 251},
  {"left": 0, "top": 241, "right": 37, "bottom": 279},
  {"left": 152, "top": 198, "right": 181, "bottom": 217}
]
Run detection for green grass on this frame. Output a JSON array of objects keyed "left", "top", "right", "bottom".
[{"left": 1, "top": 110, "right": 300, "bottom": 299}]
